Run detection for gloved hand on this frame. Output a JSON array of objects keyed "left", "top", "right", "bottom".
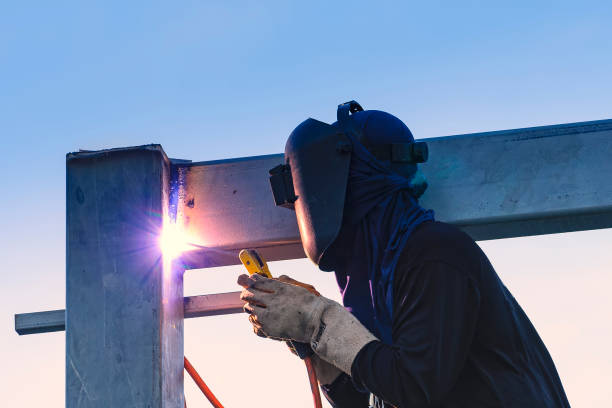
[
  {"left": 275, "top": 276, "right": 342, "bottom": 385},
  {"left": 237, "top": 273, "right": 325, "bottom": 342},
  {"left": 310, "top": 354, "right": 342, "bottom": 385},
  {"left": 285, "top": 341, "right": 341, "bottom": 384},
  {"left": 275, "top": 274, "right": 321, "bottom": 296},
  {"left": 237, "top": 273, "right": 378, "bottom": 375}
]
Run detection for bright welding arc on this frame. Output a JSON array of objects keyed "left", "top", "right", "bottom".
[{"left": 159, "top": 222, "right": 199, "bottom": 260}]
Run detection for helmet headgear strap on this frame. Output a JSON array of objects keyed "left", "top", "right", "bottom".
[{"left": 337, "top": 100, "right": 429, "bottom": 165}]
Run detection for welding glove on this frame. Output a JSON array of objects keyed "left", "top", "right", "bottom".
[
  {"left": 283, "top": 322, "right": 342, "bottom": 384},
  {"left": 275, "top": 274, "right": 321, "bottom": 296},
  {"left": 310, "top": 354, "right": 343, "bottom": 385},
  {"left": 274, "top": 276, "right": 342, "bottom": 385},
  {"left": 237, "top": 273, "right": 378, "bottom": 375}
]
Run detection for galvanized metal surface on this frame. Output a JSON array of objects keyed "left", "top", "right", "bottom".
[
  {"left": 421, "top": 120, "right": 612, "bottom": 240},
  {"left": 183, "top": 291, "right": 243, "bottom": 318},
  {"left": 15, "top": 309, "right": 65, "bottom": 335},
  {"left": 66, "top": 145, "right": 183, "bottom": 408},
  {"left": 178, "top": 154, "right": 304, "bottom": 269},
  {"left": 178, "top": 119, "right": 612, "bottom": 269},
  {"left": 15, "top": 292, "right": 243, "bottom": 335}
]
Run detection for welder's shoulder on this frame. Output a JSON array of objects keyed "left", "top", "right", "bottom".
[{"left": 402, "top": 221, "right": 483, "bottom": 271}]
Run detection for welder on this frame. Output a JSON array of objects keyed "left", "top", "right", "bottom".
[{"left": 238, "top": 101, "right": 570, "bottom": 407}]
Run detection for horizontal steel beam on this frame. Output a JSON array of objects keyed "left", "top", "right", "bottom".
[
  {"left": 183, "top": 291, "right": 243, "bottom": 318},
  {"left": 15, "top": 292, "right": 243, "bottom": 335},
  {"left": 177, "top": 119, "right": 612, "bottom": 269},
  {"left": 14, "top": 309, "right": 66, "bottom": 335}
]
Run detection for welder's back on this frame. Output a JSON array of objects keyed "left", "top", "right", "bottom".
[
  {"left": 351, "top": 221, "right": 571, "bottom": 407},
  {"left": 404, "top": 221, "right": 570, "bottom": 406}
]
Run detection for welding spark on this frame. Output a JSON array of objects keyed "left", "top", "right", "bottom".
[{"left": 159, "top": 222, "right": 198, "bottom": 260}]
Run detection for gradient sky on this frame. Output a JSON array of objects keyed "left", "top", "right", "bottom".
[{"left": 1, "top": 1, "right": 611, "bottom": 407}]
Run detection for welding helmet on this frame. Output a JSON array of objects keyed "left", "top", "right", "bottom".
[{"left": 269, "top": 101, "right": 428, "bottom": 269}]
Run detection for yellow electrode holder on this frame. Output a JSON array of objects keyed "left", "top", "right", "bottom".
[
  {"left": 239, "top": 249, "right": 272, "bottom": 278},
  {"left": 238, "top": 248, "right": 322, "bottom": 408}
]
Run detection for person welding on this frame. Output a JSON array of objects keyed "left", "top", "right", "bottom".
[{"left": 237, "top": 101, "right": 570, "bottom": 408}]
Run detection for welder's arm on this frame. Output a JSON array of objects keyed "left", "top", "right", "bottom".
[
  {"left": 349, "top": 261, "right": 481, "bottom": 407},
  {"left": 320, "top": 372, "right": 370, "bottom": 408}
]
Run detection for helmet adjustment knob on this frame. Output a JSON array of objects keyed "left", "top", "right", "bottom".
[{"left": 411, "top": 142, "right": 429, "bottom": 163}]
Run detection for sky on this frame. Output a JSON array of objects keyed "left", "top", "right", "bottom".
[{"left": 1, "top": 1, "right": 611, "bottom": 406}]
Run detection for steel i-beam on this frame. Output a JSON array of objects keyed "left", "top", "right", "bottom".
[
  {"left": 177, "top": 119, "right": 612, "bottom": 268},
  {"left": 15, "top": 292, "right": 244, "bottom": 335},
  {"left": 66, "top": 146, "right": 183, "bottom": 408}
]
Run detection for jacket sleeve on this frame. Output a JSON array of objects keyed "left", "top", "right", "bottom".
[
  {"left": 350, "top": 261, "right": 481, "bottom": 407},
  {"left": 320, "top": 372, "right": 370, "bottom": 408}
]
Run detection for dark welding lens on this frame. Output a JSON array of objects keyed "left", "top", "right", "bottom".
[{"left": 269, "top": 164, "right": 298, "bottom": 209}]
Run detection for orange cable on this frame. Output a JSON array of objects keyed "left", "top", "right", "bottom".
[
  {"left": 185, "top": 355, "right": 322, "bottom": 408},
  {"left": 184, "top": 356, "right": 225, "bottom": 408},
  {"left": 304, "top": 356, "right": 323, "bottom": 408}
]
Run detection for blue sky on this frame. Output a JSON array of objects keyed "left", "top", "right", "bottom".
[{"left": 1, "top": 2, "right": 611, "bottom": 406}]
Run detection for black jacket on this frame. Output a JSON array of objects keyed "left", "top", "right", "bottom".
[{"left": 322, "top": 221, "right": 570, "bottom": 408}]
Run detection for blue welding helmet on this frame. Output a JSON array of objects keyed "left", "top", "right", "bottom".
[{"left": 268, "top": 101, "right": 428, "bottom": 269}]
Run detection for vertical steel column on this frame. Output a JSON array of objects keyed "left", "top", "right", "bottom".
[{"left": 66, "top": 145, "right": 183, "bottom": 407}]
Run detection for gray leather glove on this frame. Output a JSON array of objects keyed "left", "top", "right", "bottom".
[
  {"left": 286, "top": 344, "right": 341, "bottom": 385},
  {"left": 238, "top": 273, "right": 378, "bottom": 374},
  {"left": 311, "top": 354, "right": 342, "bottom": 385}
]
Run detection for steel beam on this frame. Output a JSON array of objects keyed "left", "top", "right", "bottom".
[
  {"left": 177, "top": 119, "right": 612, "bottom": 269},
  {"left": 15, "top": 292, "right": 243, "bottom": 335},
  {"left": 66, "top": 145, "right": 183, "bottom": 408},
  {"left": 183, "top": 291, "right": 243, "bottom": 318},
  {"left": 421, "top": 120, "right": 612, "bottom": 240},
  {"left": 178, "top": 154, "right": 305, "bottom": 269},
  {"left": 15, "top": 310, "right": 66, "bottom": 335}
]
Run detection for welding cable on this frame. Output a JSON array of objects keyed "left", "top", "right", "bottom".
[
  {"left": 304, "top": 356, "right": 323, "bottom": 408},
  {"left": 184, "top": 356, "right": 225, "bottom": 408},
  {"left": 185, "top": 355, "right": 322, "bottom": 408}
]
